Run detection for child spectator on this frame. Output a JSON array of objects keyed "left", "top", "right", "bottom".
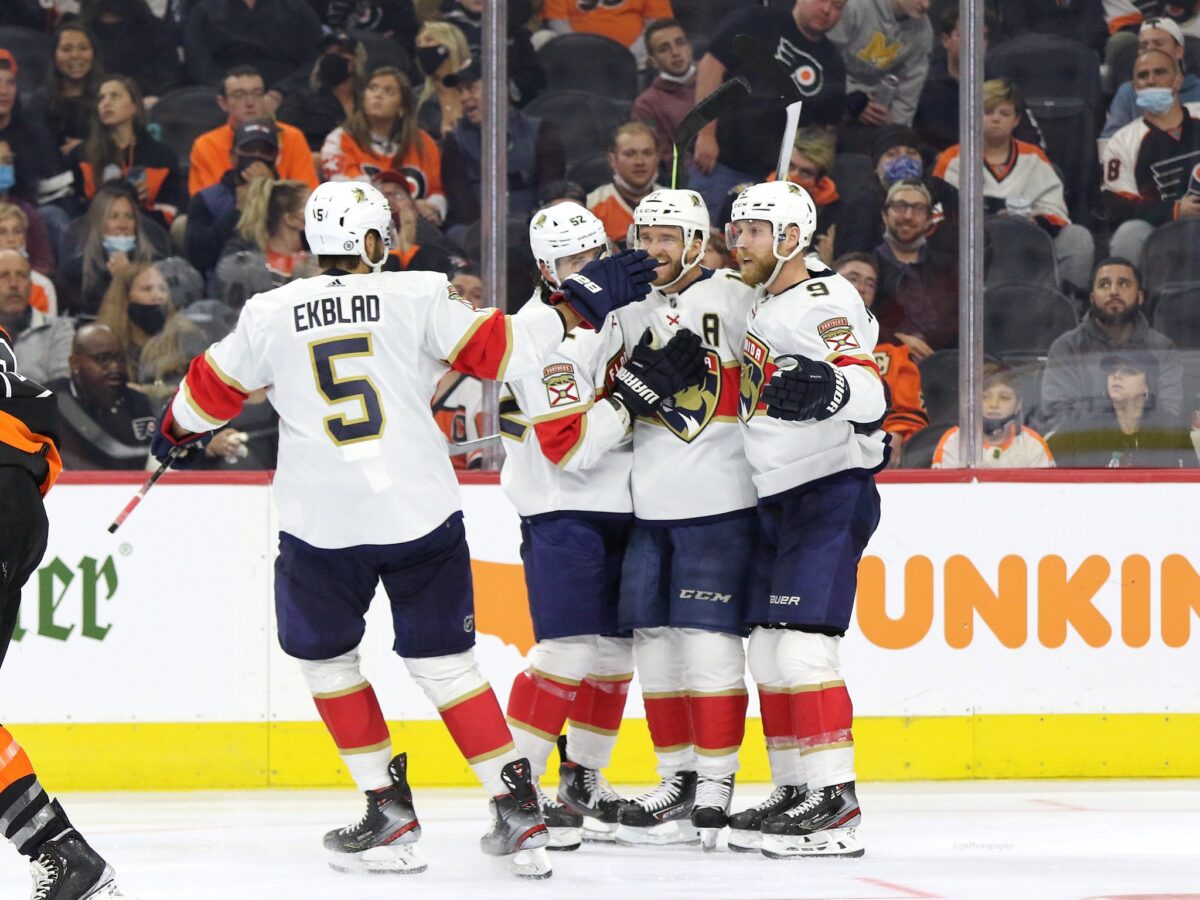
[
  {"left": 933, "top": 79, "right": 1094, "bottom": 295},
  {"left": 322, "top": 67, "right": 446, "bottom": 226},
  {"left": 934, "top": 364, "right": 1054, "bottom": 467},
  {"left": 70, "top": 76, "right": 185, "bottom": 228}
]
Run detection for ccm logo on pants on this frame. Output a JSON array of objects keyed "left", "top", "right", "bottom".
[{"left": 678, "top": 589, "right": 732, "bottom": 603}]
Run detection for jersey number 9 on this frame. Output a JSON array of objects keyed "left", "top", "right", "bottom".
[{"left": 309, "top": 334, "right": 387, "bottom": 445}]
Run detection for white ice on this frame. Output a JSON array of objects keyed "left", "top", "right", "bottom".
[{"left": 3, "top": 781, "right": 1199, "bottom": 900}]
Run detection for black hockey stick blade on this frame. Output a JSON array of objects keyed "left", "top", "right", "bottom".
[
  {"left": 731, "top": 33, "right": 803, "bottom": 103},
  {"left": 671, "top": 76, "right": 752, "bottom": 188}
]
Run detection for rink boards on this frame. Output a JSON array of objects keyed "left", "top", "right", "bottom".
[{"left": 4, "top": 470, "right": 1199, "bottom": 790}]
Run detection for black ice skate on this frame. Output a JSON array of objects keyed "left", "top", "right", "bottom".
[
  {"left": 324, "top": 753, "right": 426, "bottom": 874},
  {"left": 726, "top": 785, "right": 806, "bottom": 853},
  {"left": 556, "top": 735, "right": 623, "bottom": 842},
  {"left": 480, "top": 758, "right": 552, "bottom": 879},
  {"left": 760, "top": 781, "right": 864, "bottom": 859},
  {"left": 614, "top": 771, "right": 699, "bottom": 846},
  {"left": 29, "top": 821, "right": 136, "bottom": 900},
  {"left": 691, "top": 773, "right": 735, "bottom": 851},
  {"left": 535, "top": 784, "right": 583, "bottom": 852}
]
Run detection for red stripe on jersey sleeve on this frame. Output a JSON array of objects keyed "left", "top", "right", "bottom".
[
  {"left": 186, "top": 353, "right": 249, "bottom": 424},
  {"left": 450, "top": 309, "right": 511, "bottom": 380},
  {"left": 534, "top": 412, "right": 585, "bottom": 466},
  {"left": 831, "top": 354, "right": 881, "bottom": 377}
]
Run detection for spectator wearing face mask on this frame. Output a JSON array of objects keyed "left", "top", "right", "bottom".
[
  {"left": 185, "top": 119, "right": 281, "bottom": 279},
  {"left": 57, "top": 181, "right": 165, "bottom": 316},
  {"left": 414, "top": 21, "right": 471, "bottom": 140},
  {"left": 1103, "top": 18, "right": 1200, "bottom": 138},
  {"left": 0, "top": 50, "right": 76, "bottom": 220},
  {"left": 374, "top": 170, "right": 454, "bottom": 275},
  {"left": 0, "top": 141, "right": 55, "bottom": 277},
  {"left": 933, "top": 364, "right": 1054, "bottom": 468},
  {"left": 442, "top": 0, "right": 546, "bottom": 107},
  {"left": 0, "top": 204, "right": 58, "bottom": 314},
  {"left": 276, "top": 34, "right": 362, "bottom": 152},
  {"left": 94, "top": 260, "right": 188, "bottom": 383},
  {"left": 632, "top": 18, "right": 696, "bottom": 169}
]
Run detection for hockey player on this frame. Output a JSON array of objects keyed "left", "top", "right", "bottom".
[
  {"left": 149, "top": 181, "right": 658, "bottom": 879},
  {"left": 729, "top": 181, "right": 887, "bottom": 859},
  {"left": 502, "top": 202, "right": 707, "bottom": 849},
  {"left": 615, "top": 189, "right": 759, "bottom": 849},
  {"left": 0, "top": 327, "right": 135, "bottom": 899}
]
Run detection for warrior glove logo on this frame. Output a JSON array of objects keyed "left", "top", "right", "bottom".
[{"left": 615, "top": 368, "right": 659, "bottom": 405}]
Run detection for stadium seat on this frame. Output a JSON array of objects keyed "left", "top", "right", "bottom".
[
  {"left": 349, "top": 30, "right": 410, "bottom": 76},
  {"left": 987, "top": 34, "right": 1102, "bottom": 223},
  {"left": 1151, "top": 286, "right": 1200, "bottom": 350},
  {"left": 1140, "top": 219, "right": 1200, "bottom": 310},
  {"left": 148, "top": 86, "right": 226, "bottom": 167},
  {"left": 899, "top": 423, "right": 952, "bottom": 468},
  {"left": 0, "top": 26, "right": 50, "bottom": 102},
  {"left": 984, "top": 282, "right": 1078, "bottom": 355},
  {"left": 566, "top": 153, "right": 611, "bottom": 194},
  {"left": 984, "top": 216, "right": 1058, "bottom": 289},
  {"left": 916, "top": 350, "right": 960, "bottom": 425},
  {"left": 522, "top": 90, "right": 630, "bottom": 167},
  {"left": 537, "top": 34, "right": 639, "bottom": 101}
]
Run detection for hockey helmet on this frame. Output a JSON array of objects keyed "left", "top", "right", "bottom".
[
  {"left": 629, "top": 189, "right": 709, "bottom": 288},
  {"left": 528, "top": 201, "right": 609, "bottom": 287},
  {"left": 305, "top": 181, "right": 393, "bottom": 271},
  {"left": 727, "top": 180, "right": 817, "bottom": 271}
]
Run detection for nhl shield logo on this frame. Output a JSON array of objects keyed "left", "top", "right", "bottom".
[
  {"left": 656, "top": 349, "right": 720, "bottom": 442},
  {"left": 740, "top": 334, "right": 771, "bottom": 422},
  {"left": 463, "top": 614, "right": 474, "bottom": 633}
]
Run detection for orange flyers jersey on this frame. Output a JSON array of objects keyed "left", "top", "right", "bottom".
[
  {"left": 500, "top": 293, "right": 632, "bottom": 517},
  {"left": 739, "top": 256, "right": 888, "bottom": 500},
  {"left": 432, "top": 372, "right": 485, "bottom": 470},
  {"left": 872, "top": 341, "right": 927, "bottom": 441},
  {"left": 587, "top": 183, "right": 662, "bottom": 243},
  {"left": 169, "top": 270, "right": 567, "bottom": 548},
  {"left": 616, "top": 267, "right": 757, "bottom": 522},
  {"left": 320, "top": 127, "right": 446, "bottom": 217},
  {"left": 543, "top": 0, "right": 674, "bottom": 47}
]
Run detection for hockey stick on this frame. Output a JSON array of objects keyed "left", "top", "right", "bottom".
[
  {"left": 446, "top": 434, "right": 501, "bottom": 456},
  {"left": 670, "top": 76, "right": 752, "bottom": 189},
  {"left": 729, "top": 34, "right": 805, "bottom": 181},
  {"left": 107, "top": 446, "right": 185, "bottom": 533}
]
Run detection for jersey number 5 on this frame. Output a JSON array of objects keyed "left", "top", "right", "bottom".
[{"left": 309, "top": 334, "right": 387, "bottom": 445}]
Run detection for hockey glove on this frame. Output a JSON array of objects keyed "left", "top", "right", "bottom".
[
  {"left": 150, "top": 402, "right": 212, "bottom": 469},
  {"left": 552, "top": 249, "right": 658, "bottom": 330},
  {"left": 610, "top": 328, "right": 708, "bottom": 419},
  {"left": 762, "top": 354, "right": 850, "bottom": 422}
]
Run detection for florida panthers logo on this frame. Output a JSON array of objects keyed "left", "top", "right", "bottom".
[
  {"left": 351, "top": 187, "right": 367, "bottom": 202},
  {"left": 739, "top": 333, "right": 775, "bottom": 422},
  {"left": 656, "top": 350, "right": 720, "bottom": 442}
]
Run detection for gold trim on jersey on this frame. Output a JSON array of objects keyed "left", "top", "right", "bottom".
[
  {"left": 443, "top": 312, "right": 491, "bottom": 369},
  {"left": 204, "top": 349, "right": 250, "bottom": 394},
  {"left": 585, "top": 672, "right": 634, "bottom": 683},
  {"left": 466, "top": 742, "right": 516, "bottom": 766},
  {"left": 339, "top": 738, "right": 392, "bottom": 756},
  {"left": 494, "top": 315, "right": 515, "bottom": 381},
  {"left": 531, "top": 667, "right": 582, "bottom": 687},
  {"left": 312, "top": 681, "right": 371, "bottom": 700},
  {"left": 565, "top": 720, "right": 619, "bottom": 737},
  {"left": 554, "top": 412, "right": 587, "bottom": 469},
  {"left": 436, "top": 683, "right": 491, "bottom": 712},
  {"left": 506, "top": 718, "right": 559, "bottom": 743},
  {"left": 180, "top": 379, "right": 226, "bottom": 427},
  {"left": 800, "top": 740, "right": 854, "bottom": 757},
  {"left": 498, "top": 392, "right": 530, "bottom": 442}
]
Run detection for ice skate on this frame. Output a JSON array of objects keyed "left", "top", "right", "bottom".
[
  {"left": 726, "top": 785, "right": 805, "bottom": 853},
  {"left": 691, "top": 773, "right": 735, "bottom": 851},
  {"left": 761, "top": 782, "right": 864, "bottom": 859},
  {"left": 614, "top": 771, "right": 699, "bottom": 846},
  {"left": 323, "top": 753, "right": 426, "bottom": 874},
  {"left": 535, "top": 784, "right": 583, "bottom": 851},
  {"left": 480, "top": 758, "right": 552, "bottom": 879},
  {"left": 556, "top": 735, "right": 623, "bottom": 842},
  {"left": 28, "top": 825, "right": 136, "bottom": 900}
]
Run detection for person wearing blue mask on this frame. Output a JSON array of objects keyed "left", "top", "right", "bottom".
[
  {"left": 1102, "top": 48, "right": 1200, "bottom": 264},
  {"left": 1101, "top": 18, "right": 1200, "bottom": 140},
  {"left": 0, "top": 139, "right": 57, "bottom": 278}
]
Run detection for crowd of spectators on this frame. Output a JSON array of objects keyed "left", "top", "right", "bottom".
[{"left": 2, "top": 0, "right": 1199, "bottom": 470}]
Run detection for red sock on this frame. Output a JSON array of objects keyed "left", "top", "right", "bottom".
[
  {"left": 312, "top": 683, "right": 390, "bottom": 752},
  {"left": 790, "top": 683, "right": 854, "bottom": 752},
  {"left": 643, "top": 694, "right": 694, "bottom": 754},
  {"left": 567, "top": 675, "right": 631, "bottom": 736},
  {"left": 441, "top": 685, "right": 515, "bottom": 765},
  {"left": 505, "top": 668, "right": 578, "bottom": 742},
  {"left": 688, "top": 691, "right": 748, "bottom": 757},
  {"left": 759, "top": 687, "right": 796, "bottom": 753}
]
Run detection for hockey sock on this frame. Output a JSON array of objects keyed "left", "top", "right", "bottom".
[
  {"left": 300, "top": 653, "right": 392, "bottom": 792},
  {"left": 776, "top": 631, "right": 856, "bottom": 789},
  {"left": 565, "top": 673, "right": 632, "bottom": 770},
  {"left": 406, "top": 651, "right": 517, "bottom": 797},
  {"left": 506, "top": 668, "right": 580, "bottom": 778},
  {"left": 681, "top": 630, "right": 747, "bottom": 779},
  {"left": 0, "top": 727, "right": 70, "bottom": 857},
  {"left": 758, "top": 687, "right": 803, "bottom": 787},
  {"left": 635, "top": 628, "right": 695, "bottom": 777}
]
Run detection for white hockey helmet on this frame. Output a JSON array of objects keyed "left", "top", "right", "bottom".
[
  {"left": 629, "top": 189, "right": 709, "bottom": 288},
  {"left": 528, "top": 201, "right": 609, "bottom": 287},
  {"left": 305, "top": 181, "right": 393, "bottom": 271},
  {"left": 727, "top": 181, "right": 818, "bottom": 279}
]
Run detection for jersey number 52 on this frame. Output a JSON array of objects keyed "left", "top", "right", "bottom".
[{"left": 309, "top": 334, "right": 387, "bottom": 445}]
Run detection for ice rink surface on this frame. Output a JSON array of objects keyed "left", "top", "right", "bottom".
[{"left": 2, "top": 781, "right": 1198, "bottom": 900}]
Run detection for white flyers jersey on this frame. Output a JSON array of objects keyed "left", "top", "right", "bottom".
[
  {"left": 739, "top": 257, "right": 889, "bottom": 500},
  {"left": 500, "top": 292, "right": 632, "bottom": 518},
  {"left": 170, "top": 270, "right": 567, "bottom": 548},
  {"left": 616, "top": 267, "right": 758, "bottom": 522}
]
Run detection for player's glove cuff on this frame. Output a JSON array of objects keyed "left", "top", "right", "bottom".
[
  {"left": 762, "top": 355, "right": 851, "bottom": 422},
  {"left": 150, "top": 403, "right": 212, "bottom": 470}
]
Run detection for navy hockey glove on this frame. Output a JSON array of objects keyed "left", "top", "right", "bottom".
[
  {"left": 553, "top": 249, "right": 658, "bottom": 330},
  {"left": 762, "top": 354, "right": 850, "bottom": 422},
  {"left": 150, "top": 402, "right": 212, "bottom": 469},
  {"left": 610, "top": 328, "right": 708, "bottom": 419}
]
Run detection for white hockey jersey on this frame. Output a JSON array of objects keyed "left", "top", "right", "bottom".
[
  {"left": 739, "top": 257, "right": 888, "bottom": 500},
  {"left": 617, "top": 267, "right": 758, "bottom": 522},
  {"left": 170, "top": 269, "right": 567, "bottom": 548},
  {"left": 934, "top": 139, "right": 1071, "bottom": 228},
  {"left": 500, "top": 292, "right": 633, "bottom": 518},
  {"left": 932, "top": 425, "right": 1055, "bottom": 468}
]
